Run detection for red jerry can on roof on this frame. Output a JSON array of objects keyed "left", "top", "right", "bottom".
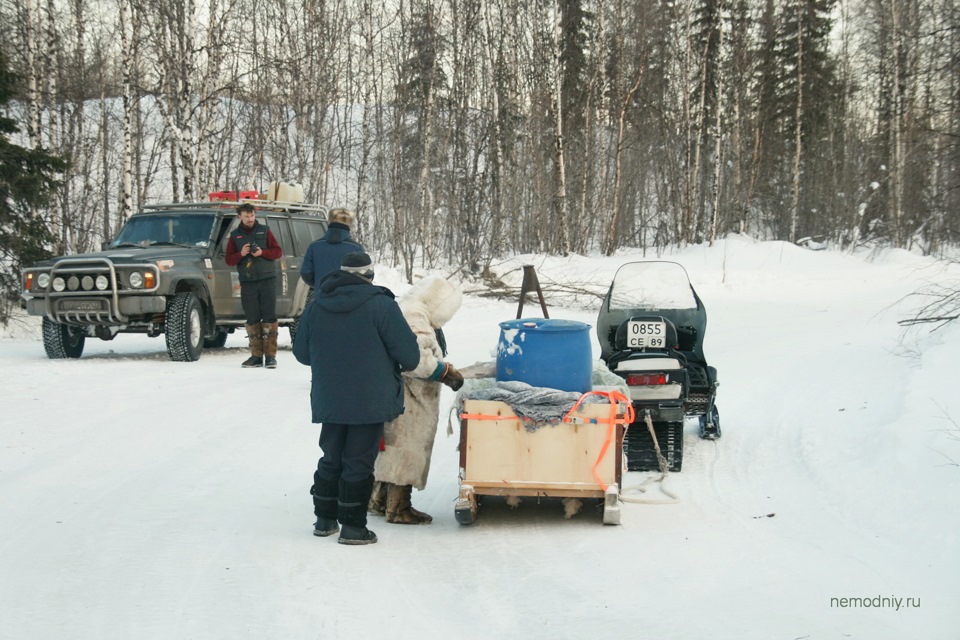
[{"left": 209, "top": 190, "right": 259, "bottom": 202}]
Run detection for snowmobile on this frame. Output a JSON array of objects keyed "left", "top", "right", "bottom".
[{"left": 597, "top": 261, "right": 720, "bottom": 472}]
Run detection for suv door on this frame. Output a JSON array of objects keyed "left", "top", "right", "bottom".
[
  {"left": 262, "top": 215, "right": 296, "bottom": 317},
  {"left": 287, "top": 216, "right": 327, "bottom": 317},
  {"left": 211, "top": 213, "right": 245, "bottom": 322}
]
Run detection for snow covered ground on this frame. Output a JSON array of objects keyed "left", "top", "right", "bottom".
[{"left": 1, "top": 236, "right": 958, "bottom": 639}]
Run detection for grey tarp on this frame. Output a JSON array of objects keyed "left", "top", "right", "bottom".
[{"left": 453, "top": 360, "right": 630, "bottom": 432}]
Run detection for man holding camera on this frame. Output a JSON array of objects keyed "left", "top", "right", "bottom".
[{"left": 226, "top": 202, "right": 284, "bottom": 368}]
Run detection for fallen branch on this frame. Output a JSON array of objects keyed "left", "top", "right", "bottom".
[
  {"left": 463, "top": 281, "right": 606, "bottom": 310},
  {"left": 898, "top": 314, "right": 960, "bottom": 327}
]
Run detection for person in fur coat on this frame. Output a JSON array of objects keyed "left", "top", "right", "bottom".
[{"left": 369, "top": 275, "right": 464, "bottom": 524}]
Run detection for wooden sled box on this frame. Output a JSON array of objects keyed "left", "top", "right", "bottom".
[{"left": 456, "top": 398, "right": 625, "bottom": 525}]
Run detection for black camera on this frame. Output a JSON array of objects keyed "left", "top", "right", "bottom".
[{"left": 248, "top": 242, "right": 259, "bottom": 254}]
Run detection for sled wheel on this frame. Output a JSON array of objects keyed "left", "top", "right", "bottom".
[
  {"left": 455, "top": 485, "right": 477, "bottom": 525},
  {"left": 602, "top": 484, "right": 621, "bottom": 526}
]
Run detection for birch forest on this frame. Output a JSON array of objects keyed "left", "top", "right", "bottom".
[{"left": 1, "top": 0, "right": 958, "bottom": 274}]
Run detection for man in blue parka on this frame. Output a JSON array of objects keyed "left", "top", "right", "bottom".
[
  {"left": 293, "top": 251, "right": 419, "bottom": 545},
  {"left": 300, "top": 208, "right": 364, "bottom": 288}
]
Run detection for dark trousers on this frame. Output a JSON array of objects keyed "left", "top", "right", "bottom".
[
  {"left": 240, "top": 277, "right": 277, "bottom": 324},
  {"left": 314, "top": 422, "right": 384, "bottom": 483}
]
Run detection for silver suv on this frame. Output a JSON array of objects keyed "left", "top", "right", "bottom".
[{"left": 21, "top": 199, "right": 328, "bottom": 361}]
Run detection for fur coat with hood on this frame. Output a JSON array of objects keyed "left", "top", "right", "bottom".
[{"left": 374, "top": 275, "right": 462, "bottom": 490}]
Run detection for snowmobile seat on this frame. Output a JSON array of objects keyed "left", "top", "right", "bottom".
[
  {"left": 612, "top": 355, "right": 685, "bottom": 401},
  {"left": 612, "top": 356, "right": 683, "bottom": 372}
]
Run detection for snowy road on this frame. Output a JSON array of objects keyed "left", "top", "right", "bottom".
[{"left": 1, "top": 239, "right": 958, "bottom": 639}]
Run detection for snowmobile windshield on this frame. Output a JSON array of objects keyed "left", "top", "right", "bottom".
[
  {"left": 109, "top": 214, "right": 216, "bottom": 249},
  {"left": 608, "top": 261, "right": 697, "bottom": 311}
]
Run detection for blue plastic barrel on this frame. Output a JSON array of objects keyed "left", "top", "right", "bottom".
[{"left": 496, "top": 318, "right": 593, "bottom": 393}]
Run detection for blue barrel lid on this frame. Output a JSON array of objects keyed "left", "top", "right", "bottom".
[{"left": 499, "top": 318, "right": 591, "bottom": 332}]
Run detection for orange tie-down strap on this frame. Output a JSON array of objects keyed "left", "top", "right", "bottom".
[{"left": 459, "top": 390, "right": 636, "bottom": 492}]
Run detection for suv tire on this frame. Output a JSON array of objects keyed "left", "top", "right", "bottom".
[
  {"left": 288, "top": 288, "right": 314, "bottom": 345},
  {"left": 165, "top": 292, "right": 205, "bottom": 362},
  {"left": 203, "top": 327, "right": 229, "bottom": 349},
  {"left": 42, "top": 317, "right": 86, "bottom": 359}
]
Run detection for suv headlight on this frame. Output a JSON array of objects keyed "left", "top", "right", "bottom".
[
  {"left": 37, "top": 273, "right": 50, "bottom": 289},
  {"left": 95, "top": 275, "right": 109, "bottom": 290},
  {"left": 128, "top": 272, "right": 143, "bottom": 288},
  {"left": 52, "top": 277, "right": 66, "bottom": 292}
]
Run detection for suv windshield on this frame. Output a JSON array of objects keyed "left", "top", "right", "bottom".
[{"left": 110, "top": 214, "right": 216, "bottom": 248}]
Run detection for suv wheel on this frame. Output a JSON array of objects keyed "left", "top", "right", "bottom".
[
  {"left": 42, "top": 317, "right": 86, "bottom": 359},
  {"left": 288, "top": 317, "right": 300, "bottom": 345},
  {"left": 165, "top": 292, "right": 205, "bottom": 362},
  {"left": 289, "top": 288, "right": 314, "bottom": 345},
  {"left": 203, "top": 327, "right": 229, "bottom": 349}
]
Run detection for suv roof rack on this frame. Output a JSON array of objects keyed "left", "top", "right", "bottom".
[{"left": 141, "top": 200, "right": 328, "bottom": 218}]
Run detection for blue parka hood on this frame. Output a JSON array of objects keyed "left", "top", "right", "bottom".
[
  {"left": 299, "top": 226, "right": 364, "bottom": 288},
  {"left": 313, "top": 270, "right": 389, "bottom": 312}
]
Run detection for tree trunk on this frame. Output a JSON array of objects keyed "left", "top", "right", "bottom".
[
  {"left": 551, "top": 1, "right": 570, "bottom": 256},
  {"left": 789, "top": 3, "right": 804, "bottom": 244},
  {"left": 606, "top": 71, "right": 643, "bottom": 256}
]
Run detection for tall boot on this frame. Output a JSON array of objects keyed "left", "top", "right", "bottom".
[
  {"left": 385, "top": 483, "right": 433, "bottom": 525},
  {"left": 242, "top": 323, "right": 263, "bottom": 367},
  {"left": 338, "top": 476, "right": 378, "bottom": 545},
  {"left": 311, "top": 479, "right": 340, "bottom": 537},
  {"left": 368, "top": 480, "right": 387, "bottom": 516},
  {"left": 263, "top": 322, "right": 279, "bottom": 368}
]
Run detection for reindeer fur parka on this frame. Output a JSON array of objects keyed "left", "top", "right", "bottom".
[{"left": 374, "top": 276, "right": 462, "bottom": 490}]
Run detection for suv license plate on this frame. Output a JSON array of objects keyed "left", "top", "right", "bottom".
[
  {"left": 627, "top": 320, "right": 666, "bottom": 348},
  {"left": 60, "top": 299, "right": 107, "bottom": 312}
]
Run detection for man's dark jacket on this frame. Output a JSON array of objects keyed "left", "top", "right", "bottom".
[
  {"left": 293, "top": 270, "right": 420, "bottom": 424},
  {"left": 300, "top": 223, "right": 363, "bottom": 288}
]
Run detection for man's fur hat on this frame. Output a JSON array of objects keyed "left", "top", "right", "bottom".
[{"left": 328, "top": 208, "right": 355, "bottom": 229}]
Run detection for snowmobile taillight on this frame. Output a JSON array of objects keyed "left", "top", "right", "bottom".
[{"left": 627, "top": 373, "right": 668, "bottom": 386}]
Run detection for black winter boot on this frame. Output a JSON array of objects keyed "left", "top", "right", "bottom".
[
  {"left": 339, "top": 525, "right": 378, "bottom": 544},
  {"left": 311, "top": 479, "right": 340, "bottom": 537},
  {"left": 338, "top": 476, "right": 378, "bottom": 545}
]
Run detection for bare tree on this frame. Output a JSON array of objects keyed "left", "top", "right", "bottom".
[
  {"left": 550, "top": 2, "right": 571, "bottom": 255},
  {"left": 0, "top": 0, "right": 957, "bottom": 271},
  {"left": 604, "top": 70, "right": 643, "bottom": 255},
  {"left": 789, "top": 0, "right": 804, "bottom": 244},
  {"left": 118, "top": 0, "right": 134, "bottom": 222}
]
